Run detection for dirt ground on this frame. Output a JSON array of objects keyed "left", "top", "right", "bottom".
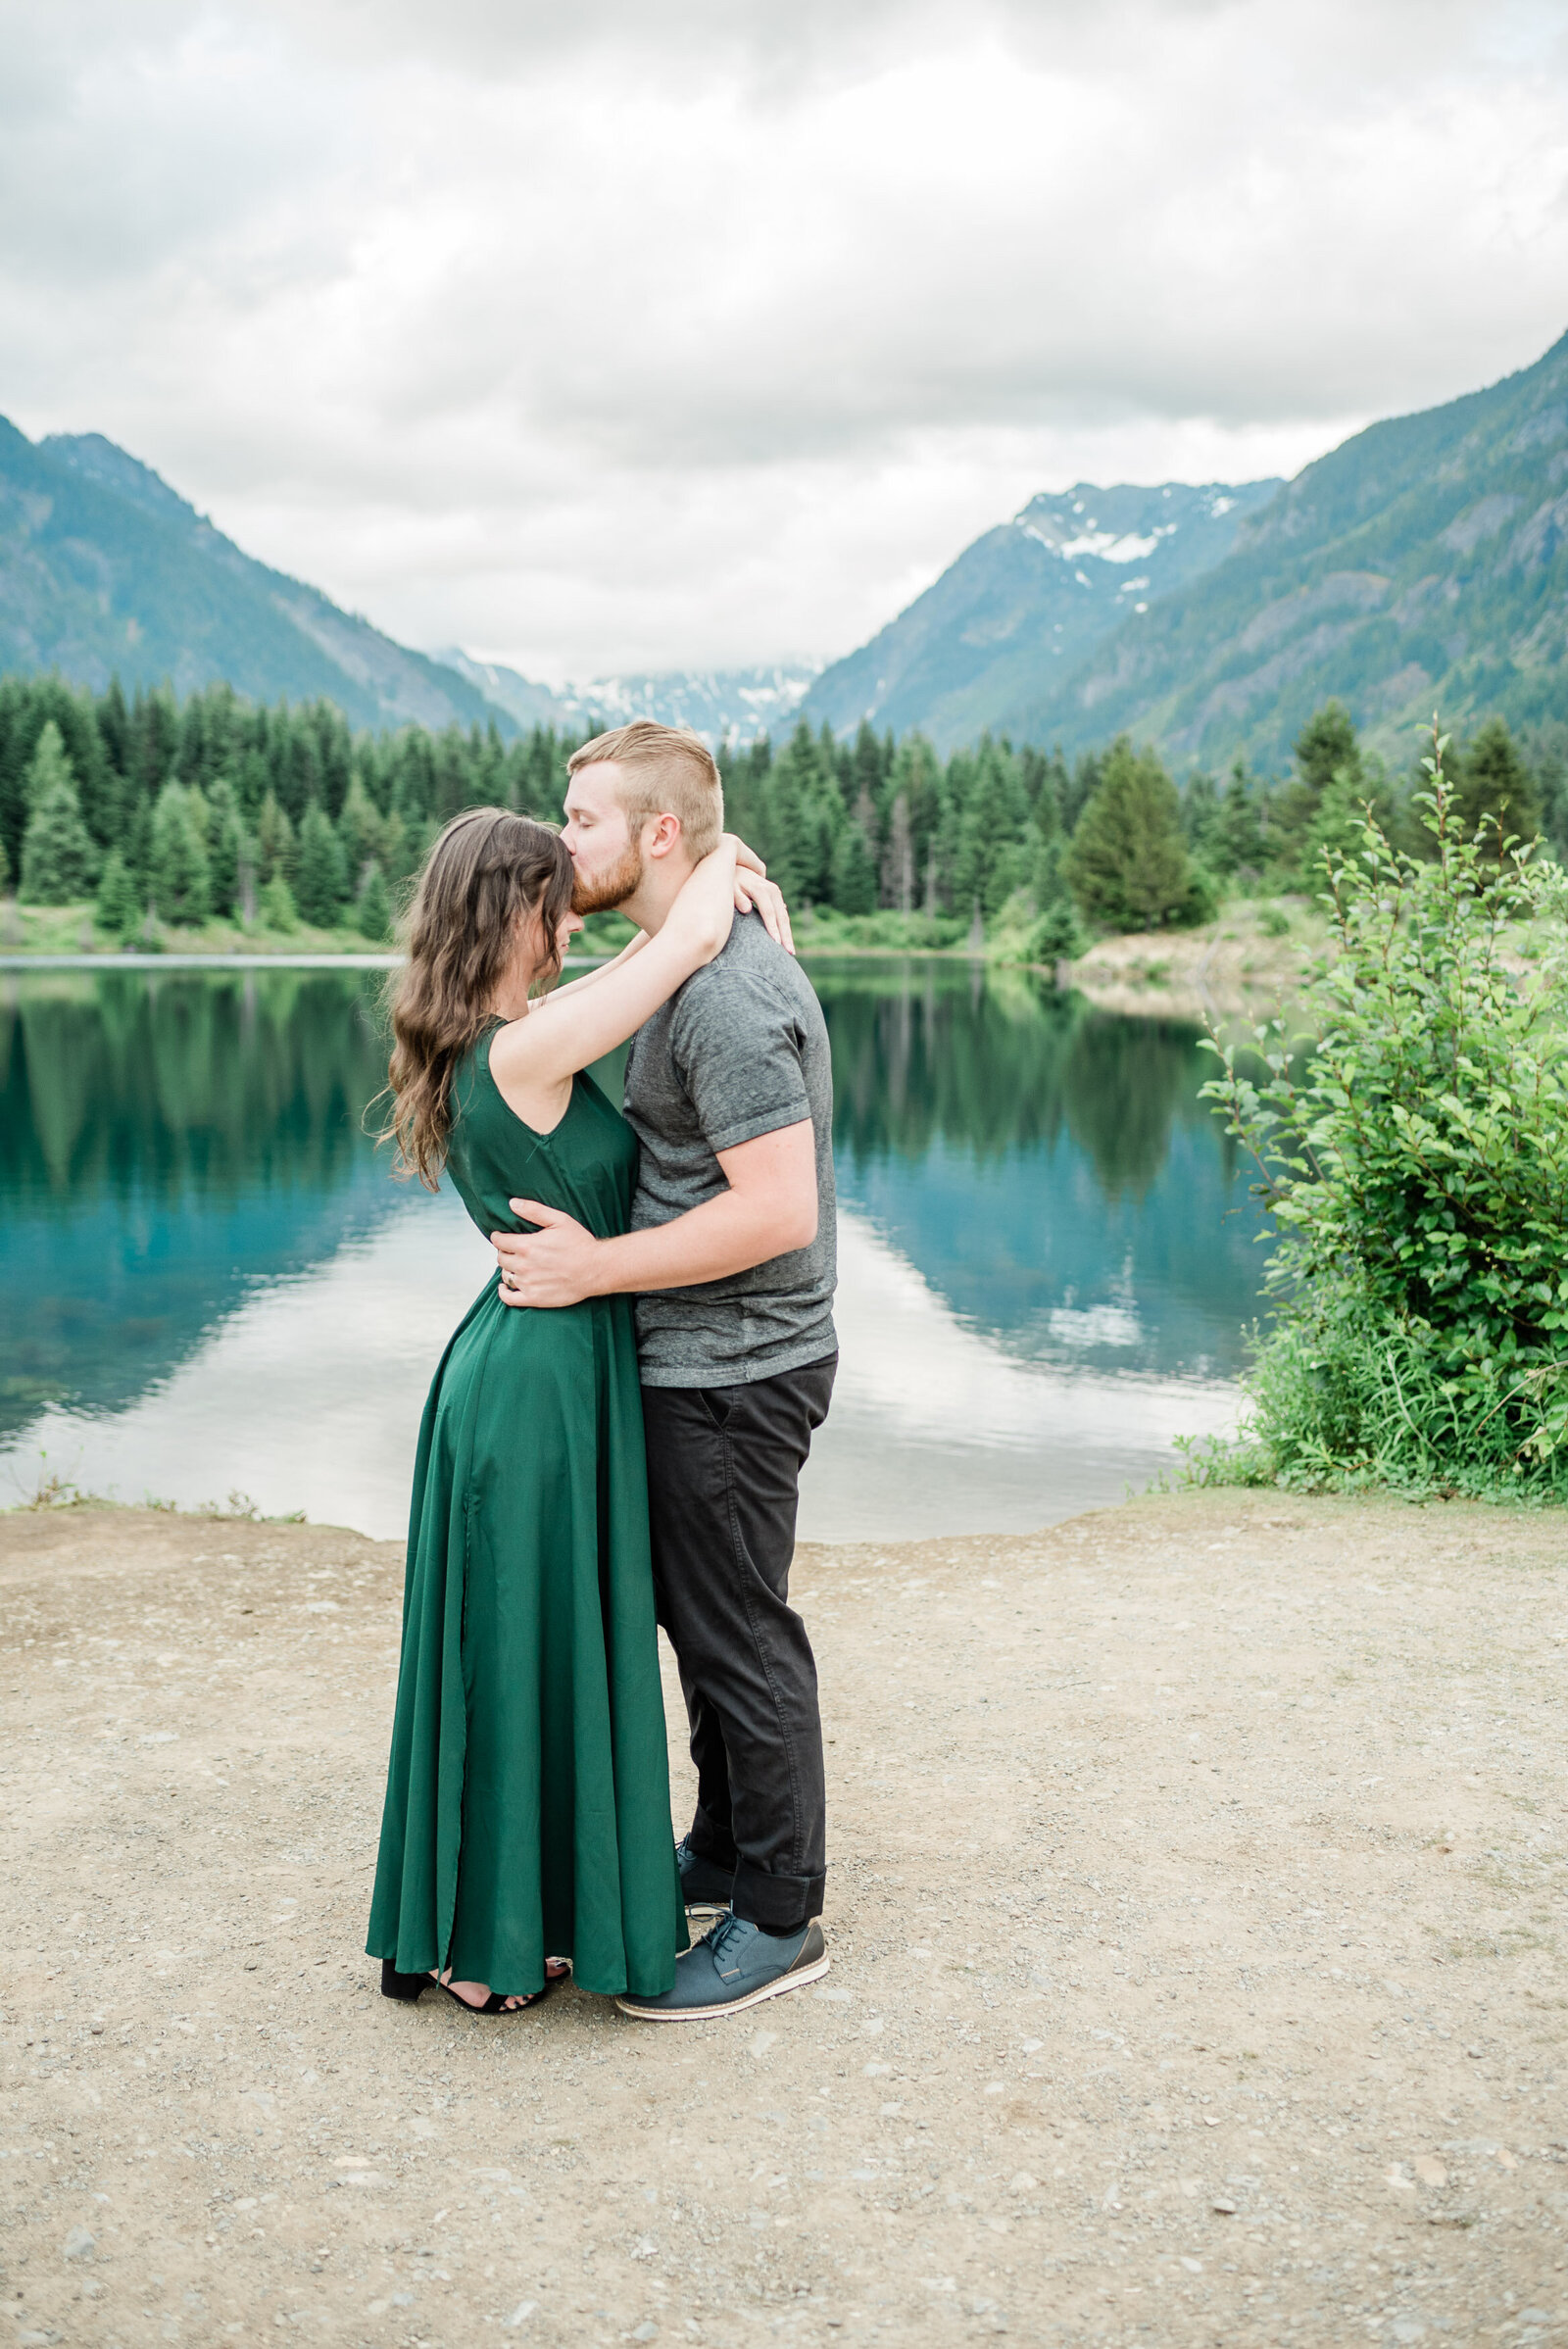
[{"left": 1, "top": 1492, "right": 1565, "bottom": 2349}]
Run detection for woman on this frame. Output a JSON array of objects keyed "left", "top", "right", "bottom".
[{"left": 367, "top": 806, "right": 774, "bottom": 2013}]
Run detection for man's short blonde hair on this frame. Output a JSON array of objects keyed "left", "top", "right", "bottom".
[{"left": 567, "top": 720, "right": 724, "bottom": 859}]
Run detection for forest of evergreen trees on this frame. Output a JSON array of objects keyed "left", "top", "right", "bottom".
[{"left": 1, "top": 670, "right": 1561, "bottom": 953}]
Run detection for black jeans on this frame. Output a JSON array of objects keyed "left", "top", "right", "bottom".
[{"left": 641, "top": 1353, "right": 836, "bottom": 1933}]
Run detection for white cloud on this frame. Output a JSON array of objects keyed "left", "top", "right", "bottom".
[{"left": 2, "top": 0, "right": 1565, "bottom": 675}]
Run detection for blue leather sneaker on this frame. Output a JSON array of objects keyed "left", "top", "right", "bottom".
[
  {"left": 676, "top": 1836, "right": 735, "bottom": 1918},
  {"left": 616, "top": 1914, "right": 828, "bottom": 2020}
]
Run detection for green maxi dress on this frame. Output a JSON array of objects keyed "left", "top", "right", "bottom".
[{"left": 366, "top": 1026, "right": 687, "bottom": 1999}]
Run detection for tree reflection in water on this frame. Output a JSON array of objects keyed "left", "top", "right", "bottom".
[
  {"left": 809, "top": 958, "right": 1266, "bottom": 1376},
  {"left": 1, "top": 969, "right": 396, "bottom": 1434},
  {"left": 0, "top": 958, "right": 1270, "bottom": 1440}
]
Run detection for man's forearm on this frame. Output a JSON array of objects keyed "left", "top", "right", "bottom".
[
  {"left": 582, "top": 1188, "right": 813, "bottom": 1296},
  {"left": 497, "top": 1120, "right": 819, "bottom": 1311}
]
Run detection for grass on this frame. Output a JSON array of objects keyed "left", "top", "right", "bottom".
[
  {"left": 5, "top": 1451, "right": 304, "bottom": 1521},
  {"left": 1, "top": 898, "right": 392, "bottom": 956}
]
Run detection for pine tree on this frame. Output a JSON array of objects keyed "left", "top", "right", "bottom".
[
  {"left": 149, "top": 781, "right": 211, "bottom": 925},
  {"left": 95, "top": 848, "right": 142, "bottom": 936},
  {"left": 829, "top": 821, "right": 877, "bottom": 914},
  {"left": 1027, "top": 896, "right": 1084, "bottom": 963},
  {"left": 1273, "top": 702, "right": 1361, "bottom": 876},
  {"left": 20, "top": 739, "right": 98, "bottom": 905},
  {"left": 1018, "top": 747, "right": 1066, "bottom": 834},
  {"left": 0, "top": 829, "right": 10, "bottom": 896},
  {"left": 1180, "top": 772, "right": 1221, "bottom": 860},
  {"left": 887, "top": 735, "right": 941, "bottom": 905},
  {"left": 337, "top": 771, "right": 384, "bottom": 878},
  {"left": 259, "top": 873, "right": 298, "bottom": 932},
  {"left": 882, "top": 792, "right": 914, "bottom": 912},
  {"left": 23, "top": 720, "right": 77, "bottom": 811},
  {"left": 1453, "top": 717, "right": 1542, "bottom": 849},
  {"left": 379, "top": 809, "right": 415, "bottom": 886},
  {"left": 762, "top": 726, "right": 820, "bottom": 905},
  {"left": 354, "top": 862, "right": 393, "bottom": 943},
  {"left": 1029, "top": 824, "right": 1068, "bottom": 912},
  {"left": 293, "top": 801, "right": 347, "bottom": 926},
  {"left": 1295, "top": 700, "right": 1360, "bottom": 799},
  {"left": 1216, "top": 759, "right": 1265, "bottom": 879},
  {"left": 1064, "top": 737, "right": 1197, "bottom": 932},
  {"left": 1061, "top": 750, "right": 1103, "bottom": 834},
  {"left": 205, "top": 777, "right": 251, "bottom": 917},
  {"left": 256, "top": 790, "right": 295, "bottom": 883},
  {"left": 954, "top": 738, "right": 1028, "bottom": 917}
]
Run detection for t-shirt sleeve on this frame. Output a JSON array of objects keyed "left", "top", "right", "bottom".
[{"left": 670, "top": 967, "right": 812, "bottom": 1155}]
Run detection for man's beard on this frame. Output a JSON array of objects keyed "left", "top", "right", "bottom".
[{"left": 570, "top": 841, "right": 644, "bottom": 916}]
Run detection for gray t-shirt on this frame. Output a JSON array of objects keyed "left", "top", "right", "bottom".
[{"left": 621, "top": 911, "right": 837, "bottom": 1387}]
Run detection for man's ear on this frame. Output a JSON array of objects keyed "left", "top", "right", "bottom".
[{"left": 642, "top": 811, "right": 684, "bottom": 861}]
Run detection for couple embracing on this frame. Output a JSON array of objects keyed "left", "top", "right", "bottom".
[{"left": 366, "top": 721, "right": 837, "bottom": 2021}]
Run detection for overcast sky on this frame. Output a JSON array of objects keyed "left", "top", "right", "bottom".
[{"left": 4, "top": 0, "right": 1566, "bottom": 681}]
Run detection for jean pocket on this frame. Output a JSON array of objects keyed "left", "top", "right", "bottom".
[{"left": 697, "top": 1387, "right": 735, "bottom": 1431}]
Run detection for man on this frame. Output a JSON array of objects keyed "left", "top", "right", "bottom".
[{"left": 491, "top": 719, "right": 838, "bottom": 2020}]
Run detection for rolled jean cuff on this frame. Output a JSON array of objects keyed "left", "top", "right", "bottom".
[{"left": 731, "top": 1859, "right": 825, "bottom": 1933}]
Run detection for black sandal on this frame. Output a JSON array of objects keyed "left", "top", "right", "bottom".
[{"left": 380, "top": 1958, "right": 568, "bottom": 2013}]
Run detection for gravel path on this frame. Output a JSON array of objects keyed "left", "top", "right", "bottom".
[{"left": 1, "top": 1493, "right": 1564, "bottom": 2348}]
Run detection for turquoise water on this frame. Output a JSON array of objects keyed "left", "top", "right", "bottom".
[{"left": 0, "top": 960, "right": 1266, "bottom": 1539}]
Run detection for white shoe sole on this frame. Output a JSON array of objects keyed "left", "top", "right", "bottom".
[{"left": 615, "top": 1949, "right": 830, "bottom": 2021}]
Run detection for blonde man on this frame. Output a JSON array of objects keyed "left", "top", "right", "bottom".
[{"left": 493, "top": 720, "right": 838, "bottom": 2018}]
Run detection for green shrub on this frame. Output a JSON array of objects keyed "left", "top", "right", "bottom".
[
  {"left": 794, "top": 906, "right": 964, "bottom": 952},
  {"left": 1199, "top": 722, "right": 1568, "bottom": 1498}
]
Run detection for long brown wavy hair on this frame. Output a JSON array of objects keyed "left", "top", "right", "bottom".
[{"left": 377, "top": 807, "right": 574, "bottom": 1187}]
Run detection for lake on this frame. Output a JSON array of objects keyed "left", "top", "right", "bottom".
[{"left": 0, "top": 959, "right": 1266, "bottom": 1541}]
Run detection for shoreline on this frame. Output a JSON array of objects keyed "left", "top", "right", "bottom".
[
  {"left": 3, "top": 1492, "right": 1561, "bottom": 2347},
  {"left": 1, "top": 901, "right": 1326, "bottom": 1021}
]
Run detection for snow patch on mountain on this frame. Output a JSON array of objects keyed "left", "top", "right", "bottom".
[
  {"left": 575, "top": 665, "right": 818, "bottom": 745},
  {"left": 1019, "top": 516, "right": 1177, "bottom": 564},
  {"left": 436, "top": 651, "right": 819, "bottom": 746}
]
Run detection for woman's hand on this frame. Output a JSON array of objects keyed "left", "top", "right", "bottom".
[
  {"left": 734, "top": 864, "right": 794, "bottom": 954},
  {"left": 727, "top": 836, "right": 794, "bottom": 954}
]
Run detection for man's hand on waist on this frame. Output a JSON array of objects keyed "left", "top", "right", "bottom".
[
  {"left": 492, "top": 1204, "right": 605, "bottom": 1310},
  {"left": 493, "top": 1119, "right": 818, "bottom": 1308}
]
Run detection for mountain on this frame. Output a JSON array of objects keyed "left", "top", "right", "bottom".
[
  {"left": 434, "top": 649, "right": 578, "bottom": 731},
  {"left": 565, "top": 664, "right": 817, "bottom": 746},
  {"left": 437, "top": 649, "right": 818, "bottom": 748},
  {"left": 798, "top": 479, "right": 1280, "bottom": 753},
  {"left": 1006, "top": 329, "right": 1568, "bottom": 769},
  {"left": 0, "top": 419, "right": 512, "bottom": 734}
]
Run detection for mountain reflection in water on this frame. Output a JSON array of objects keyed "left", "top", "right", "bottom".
[{"left": 0, "top": 961, "right": 1267, "bottom": 1535}]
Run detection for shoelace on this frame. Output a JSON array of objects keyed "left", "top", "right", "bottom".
[{"left": 703, "top": 1912, "right": 750, "bottom": 1961}]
